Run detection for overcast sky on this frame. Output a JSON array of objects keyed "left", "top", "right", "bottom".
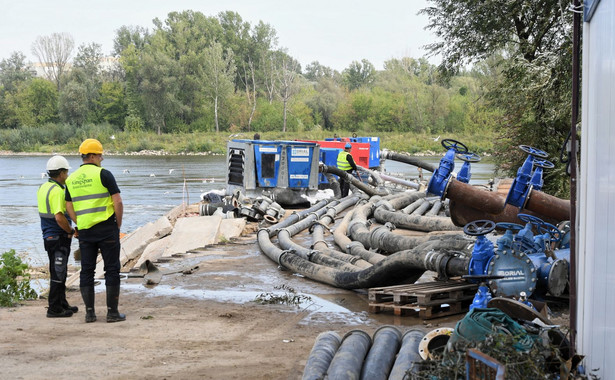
[{"left": 1, "top": 0, "right": 439, "bottom": 72}]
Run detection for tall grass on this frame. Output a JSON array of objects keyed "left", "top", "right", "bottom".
[{"left": 0, "top": 124, "right": 495, "bottom": 155}]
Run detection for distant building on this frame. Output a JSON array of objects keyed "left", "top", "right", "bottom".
[{"left": 28, "top": 56, "right": 120, "bottom": 79}]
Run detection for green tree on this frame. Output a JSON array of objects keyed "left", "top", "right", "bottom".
[
  {"left": 97, "top": 82, "right": 127, "bottom": 127},
  {"left": 343, "top": 59, "right": 376, "bottom": 90},
  {"left": 58, "top": 81, "right": 88, "bottom": 125},
  {"left": 201, "top": 42, "right": 236, "bottom": 132},
  {"left": 6, "top": 78, "right": 58, "bottom": 126},
  {"left": 274, "top": 52, "right": 301, "bottom": 132},
  {"left": 421, "top": 0, "right": 573, "bottom": 195},
  {"left": 0, "top": 52, "right": 32, "bottom": 94},
  {"left": 139, "top": 49, "right": 181, "bottom": 134},
  {"left": 62, "top": 42, "right": 104, "bottom": 124}
]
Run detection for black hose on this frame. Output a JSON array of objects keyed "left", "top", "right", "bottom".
[
  {"left": 302, "top": 331, "right": 342, "bottom": 380},
  {"left": 380, "top": 150, "right": 438, "bottom": 172},
  {"left": 388, "top": 329, "right": 426, "bottom": 379},
  {"left": 321, "top": 165, "right": 389, "bottom": 197},
  {"left": 374, "top": 207, "right": 460, "bottom": 232},
  {"left": 275, "top": 238, "right": 470, "bottom": 289},
  {"left": 264, "top": 199, "right": 331, "bottom": 238},
  {"left": 360, "top": 326, "right": 401, "bottom": 380},
  {"left": 326, "top": 330, "right": 372, "bottom": 380}
]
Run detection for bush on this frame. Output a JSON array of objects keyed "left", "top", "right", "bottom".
[{"left": 0, "top": 250, "right": 38, "bottom": 307}]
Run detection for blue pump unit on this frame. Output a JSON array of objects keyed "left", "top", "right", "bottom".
[
  {"left": 463, "top": 215, "right": 570, "bottom": 299},
  {"left": 226, "top": 139, "right": 320, "bottom": 202}
]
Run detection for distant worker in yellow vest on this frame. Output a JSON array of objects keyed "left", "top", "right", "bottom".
[
  {"left": 65, "top": 139, "right": 125, "bottom": 323},
  {"left": 337, "top": 143, "right": 358, "bottom": 197},
  {"left": 37, "top": 155, "right": 79, "bottom": 318}
]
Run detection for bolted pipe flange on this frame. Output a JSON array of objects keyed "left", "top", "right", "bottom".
[{"left": 419, "top": 328, "right": 454, "bottom": 360}]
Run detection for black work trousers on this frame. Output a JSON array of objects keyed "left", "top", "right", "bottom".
[
  {"left": 44, "top": 235, "right": 71, "bottom": 313},
  {"left": 340, "top": 170, "right": 354, "bottom": 197},
  {"left": 79, "top": 230, "right": 121, "bottom": 288}
]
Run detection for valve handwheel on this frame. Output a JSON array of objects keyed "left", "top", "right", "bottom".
[
  {"left": 519, "top": 145, "right": 548, "bottom": 158},
  {"left": 495, "top": 222, "right": 524, "bottom": 232},
  {"left": 518, "top": 213, "right": 562, "bottom": 243},
  {"left": 533, "top": 158, "right": 555, "bottom": 169},
  {"left": 463, "top": 220, "right": 496, "bottom": 236},
  {"left": 540, "top": 222, "right": 562, "bottom": 244},
  {"left": 456, "top": 152, "right": 481, "bottom": 163},
  {"left": 441, "top": 138, "right": 469, "bottom": 154}
]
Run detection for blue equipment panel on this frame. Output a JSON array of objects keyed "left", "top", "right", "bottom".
[
  {"left": 286, "top": 142, "right": 316, "bottom": 188},
  {"left": 319, "top": 148, "right": 342, "bottom": 184},
  {"left": 254, "top": 142, "right": 281, "bottom": 187}
]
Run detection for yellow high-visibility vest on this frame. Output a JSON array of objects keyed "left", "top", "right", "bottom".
[
  {"left": 337, "top": 151, "right": 352, "bottom": 171},
  {"left": 37, "top": 180, "right": 64, "bottom": 219},
  {"left": 66, "top": 165, "right": 114, "bottom": 229}
]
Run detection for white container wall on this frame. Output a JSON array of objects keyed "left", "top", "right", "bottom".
[{"left": 579, "top": 0, "right": 615, "bottom": 378}]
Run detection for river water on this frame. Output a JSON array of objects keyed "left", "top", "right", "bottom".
[{"left": 0, "top": 154, "right": 495, "bottom": 266}]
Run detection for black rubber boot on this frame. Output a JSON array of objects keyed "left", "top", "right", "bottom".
[
  {"left": 80, "top": 286, "right": 97, "bottom": 323},
  {"left": 106, "top": 285, "right": 126, "bottom": 323},
  {"left": 61, "top": 287, "right": 79, "bottom": 313}
]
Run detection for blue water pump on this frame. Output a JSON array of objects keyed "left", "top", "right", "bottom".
[
  {"left": 461, "top": 213, "right": 570, "bottom": 300},
  {"left": 427, "top": 139, "right": 469, "bottom": 198},
  {"left": 456, "top": 152, "right": 481, "bottom": 184},
  {"left": 514, "top": 213, "right": 570, "bottom": 297},
  {"left": 506, "top": 145, "right": 554, "bottom": 208}
]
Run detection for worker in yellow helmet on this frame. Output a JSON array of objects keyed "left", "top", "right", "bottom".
[
  {"left": 37, "top": 155, "right": 78, "bottom": 318},
  {"left": 65, "top": 139, "right": 125, "bottom": 323},
  {"left": 336, "top": 143, "right": 358, "bottom": 197}
]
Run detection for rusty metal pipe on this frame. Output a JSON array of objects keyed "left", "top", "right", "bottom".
[
  {"left": 446, "top": 178, "right": 571, "bottom": 223},
  {"left": 525, "top": 189, "right": 571, "bottom": 222},
  {"left": 446, "top": 179, "right": 507, "bottom": 214}
]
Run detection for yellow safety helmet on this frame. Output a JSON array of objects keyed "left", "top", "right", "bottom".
[{"left": 79, "top": 138, "right": 103, "bottom": 155}]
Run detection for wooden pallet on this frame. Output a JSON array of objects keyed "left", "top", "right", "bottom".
[{"left": 368, "top": 280, "right": 478, "bottom": 319}]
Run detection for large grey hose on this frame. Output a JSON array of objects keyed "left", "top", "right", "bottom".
[
  {"left": 268, "top": 237, "right": 470, "bottom": 289},
  {"left": 265, "top": 199, "right": 332, "bottom": 238},
  {"left": 360, "top": 326, "right": 402, "bottom": 380},
  {"left": 326, "top": 330, "right": 372, "bottom": 380},
  {"left": 333, "top": 208, "right": 387, "bottom": 264},
  {"left": 374, "top": 207, "right": 460, "bottom": 232},
  {"left": 302, "top": 331, "right": 342, "bottom": 380},
  {"left": 321, "top": 165, "right": 389, "bottom": 197},
  {"left": 388, "top": 329, "right": 426, "bottom": 380},
  {"left": 380, "top": 149, "right": 438, "bottom": 172}
]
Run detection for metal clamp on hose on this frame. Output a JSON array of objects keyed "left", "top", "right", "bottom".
[
  {"left": 375, "top": 200, "right": 394, "bottom": 211},
  {"left": 346, "top": 219, "right": 368, "bottom": 234},
  {"left": 278, "top": 249, "right": 294, "bottom": 266},
  {"left": 310, "top": 240, "right": 329, "bottom": 249},
  {"left": 309, "top": 220, "right": 331, "bottom": 234}
]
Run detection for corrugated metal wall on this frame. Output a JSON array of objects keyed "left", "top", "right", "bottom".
[{"left": 580, "top": 0, "right": 615, "bottom": 377}]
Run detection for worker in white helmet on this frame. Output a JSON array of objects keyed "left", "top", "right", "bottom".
[{"left": 37, "top": 155, "right": 78, "bottom": 318}]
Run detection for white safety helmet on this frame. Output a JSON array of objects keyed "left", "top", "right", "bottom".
[{"left": 46, "top": 155, "right": 71, "bottom": 171}]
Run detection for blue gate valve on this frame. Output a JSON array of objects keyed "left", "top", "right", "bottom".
[
  {"left": 506, "top": 145, "right": 549, "bottom": 208},
  {"left": 495, "top": 222, "right": 524, "bottom": 251},
  {"left": 463, "top": 274, "right": 505, "bottom": 310},
  {"left": 464, "top": 220, "right": 496, "bottom": 277},
  {"left": 427, "top": 139, "right": 468, "bottom": 199},
  {"left": 517, "top": 213, "right": 562, "bottom": 254},
  {"left": 530, "top": 158, "right": 555, "bottom": 191},
  {"left": 470, "top": 284, "right": 492, "bottom": 310},
  {"left": 456, "top": 152, "right": 481, "bottom": 184}
]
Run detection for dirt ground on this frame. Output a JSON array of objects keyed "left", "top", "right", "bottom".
[{"left": 0, "top": 232, "right": 457, "bottom": 380}]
